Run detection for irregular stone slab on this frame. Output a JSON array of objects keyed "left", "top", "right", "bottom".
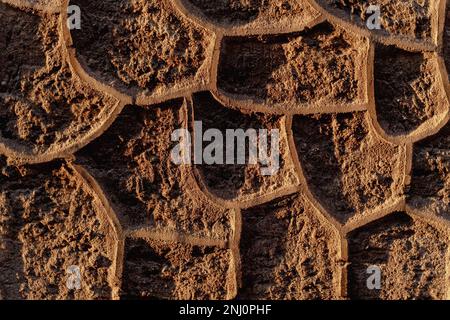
[
  {"left": 69, "top": 0, "right": 213, "bottom": 98},
  {"left": 374, "top": 44, "right": 447, "bottom": 136},
  {"left": 0, "top": 159, "right": 116, "bottom": 299},
  {"left": 121, "top": 238, "right": 231, "bottom": 299},
  {"left": 180, "top": 0, "right": 319, "bottom": 31},
  {"left": 0, "top": 3, "right": 119, "bottom": 159},
  {"left": 318, "top": 0, "right": 435, "bottom": 40},
  {"left": 348, "top": 212, "right": 448, "bottom": 300},
  {"left": 292, "top": 112, "right": 403, "bottom": 225},
  {"left": 408, "top": 122, "right": 450, "bottom": 218},
  {"left": 217, "top": 22, "right": 367, "bottom": 110},
  {"left": 239, "top": 193, "right": 340, "bottom": 299}
]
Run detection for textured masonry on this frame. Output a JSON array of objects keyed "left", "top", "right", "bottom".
[{"left": 0, "top": 0, "right": 449, "bottom": 300}]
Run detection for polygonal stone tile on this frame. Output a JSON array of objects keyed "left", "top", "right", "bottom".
[
  {"left": 239, "top": 193, "right": 340, "bottom": 299},
  {"left": 177, "top": 0, "right": 320, "bottom": 33},
  {"left": 121, "top": 237, "right": 232, "bottom": 300},
  {"left": 75, "top": 100, "right": 231, "bottom": 240},
  {"left": 444, "top": 0, "right": 450, "bottom": 81},
  {"left": 2, "top": 0, "right": 61, "bottom": 10},
  {"left": 315, "top": 0, "right": 437, "bottom": 42},
  {"left": 292, "top": 112, "right": 404, "bottom": 226},
  {"left": 373, "top": 44, "right": 448, "bottom": 138},
  {"left": 69, "top": 0, "right": 213, "bottom": 100},
  {"left": 216, "top": 22, "right": 368, "bottom": 112},
  {"left": 0, "top": 158, "right": 116, "bottom": 299},
  {"left": 0, "top": 3, "right": 120, "bottom": 160},
  {"left": 347, "top": 212, "right": 449, "bottom": 300},
  {"left": 408, "top": 121, "right": 450, "bottom": 219},
  {"left": 192, "top": 92, "right": 298, "bottom": 203}
]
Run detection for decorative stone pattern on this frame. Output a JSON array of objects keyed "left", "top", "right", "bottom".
[{"left": 0, "top": 0, "right": 449, "bottom": 300}]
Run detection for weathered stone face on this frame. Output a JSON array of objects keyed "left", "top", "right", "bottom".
[{"left": 0, "top": 0, "right": 449, "bottom": 301}]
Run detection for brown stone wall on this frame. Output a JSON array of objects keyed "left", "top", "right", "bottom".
[{"left": 0, "top": 0, "right": 449, "bottom": 300}]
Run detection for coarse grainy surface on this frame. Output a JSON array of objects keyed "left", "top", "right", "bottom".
[
  {"left": 70, "top": 0, "right": 212, "bottom": 98},
  {"left": 0, "top": 0, "right": 449, "bottom": 300},
  {"left": 0, "top": 158, "right": 115, "bottom": 299},
  {"left": 0, "top": 4, "right": 119, "bottom": 157},
  {"left": 239, "top": 193, "right": 340, "bottom": 299},
  {"left": 292, "top": 112, "right": 403, "bottom": 225},
  {"left": 319, "top": 0, "right": 435, "bottom": 39},
  {"left": 217, "top": 22, "right": 366, "bottom": 108},
  {"left": 348, "top": 212, "right": 448, "bottom": 300}
]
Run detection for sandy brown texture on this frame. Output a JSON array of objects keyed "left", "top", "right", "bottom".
[
  {"left": 445, "top": 1, "right": 450, "bottom": 80},
  {"left": 70, "top": 0, "right": 212, "bottom": 98},
  {"left": 192, "top": 92, "right": 298, "bottom": 202},
  {"left": 408, "top": 123, "right": 450, "bottom": 218},
  {"left": 374, "top": 44, "right": 446, "bottom": 136},
  {"left": 0, "top": 3, "right": 118, "bottom": 157},
  {"left": 76, "top": 100, "right": 231, "bottom": 240},
  {"left": 0, "top": 158, "right": 115, "bottom": 300},
  {"left": 122, "top": 238, "right": 231, "bottom": 299},
  {"left": 348, "top": 212, "right": 449, "bottom": 300},
  {"left": 184, "top": 0, "right": 319, "bottom": 29},
  {"left": 239, "top": 193, "right": 339, "bottom": 299},
  {"left": 0, "top": 0, "right": 449, "bottom": 301},
  {"left": 292, "top": 112, "right": 403, "bottom": 225},
  {"left": 0, "top": 0, "right": 61, "bottom": 10},
  {"left": 217, "top": 22, "right": 366, "bottom": 109},
  {"left": 321, "top": 0, "right": 434, "bottom": 40}
]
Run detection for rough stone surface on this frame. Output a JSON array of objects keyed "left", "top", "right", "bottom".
[
  {"left": 240, "top": 193, "right": 340, "bottom": 299},
  {"left": 0, "top": 4, "right": 118, "bottom": 155},
  {"left": 374, "top": 44, "right": 446, "bottom": 136},
  {"left": 348, "top": 212, "right": 448, "bottom": 300},
  {"left": 122, "top": 238, "right": 231, "bottom": 300},
  {"left": 193, "top": 92, "right": 298, "bottom": 201},
  {"left": 0, "top": 159, "right": 115, "bottom": 300},
  {"left": 217, "top": 22, "right": 366, "bottom": 108},
  {"left": 322, "top": 0, "right": 434, "bottom": 40},
  {"left": 408, "top": 123, "right": 450, "bottom": 219},
  {"left": 445, "top": 2, "right": 450, "bottom": 81},
  {"left": 70, "top": 0, "right": 212, "bottom": 96},
  {"left": 186, "top": 0, "right": 319, "bottom": 29},
  {"left": 292, "top": 112, "right": 403, "bottom": 224},
  {"left": 1, "top": 0, "right": 449, "bottom": 301},
  {"left": 76, "top": 100, "right": 231, "bottom": 240}
]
